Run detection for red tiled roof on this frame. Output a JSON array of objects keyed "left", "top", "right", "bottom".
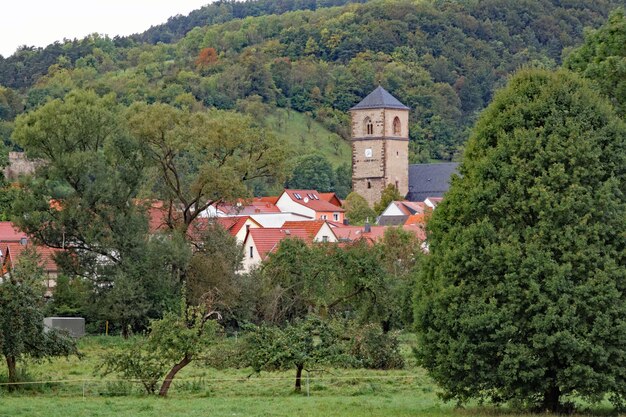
[
  {"left": 319, "top": 193, "right": 342, "bottom": 207},
  {"left": 248, "top": 228, "right": 310, "bottom": 259},
  {"left": 0, "top": 221, "right": 27, "bottom": 242},
  {"left": 282, "top": 190, "right": 345, "bottom": 212},
  {"left": 333, "top": 224, "right": 425, "bottom": 243},
  {"left": 281, "top": 220, "right": 328, "bottom": 238},
  {"left": 187, "top": 216, "right": 260, "bottom": 241},
  {"left": 217, "top": 201, "right": 281, "bottom": 215},
  {"left": 405, "top": 214, "right": 427, "bottom": 226},
  {"left": 255, "top": 196, "right": 279, "bottom": 205},
  {"left": 2, "top": 242, "right": 60, "bottom": 273}
]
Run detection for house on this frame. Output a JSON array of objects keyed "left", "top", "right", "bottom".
[
  {"left": 377, "top": 200, "right": 428, "bottom": 226},
  {"left": 187, "top": 216, "right": 262, "bottom": 244},
  {"left": 276, "top": 190, "right": 345, "bottom": 223},
  {"left": 0, "top": 222, "right": 61, "bottom": 296},
  {"left": 281, "top": 220, "right": 338, "bottom": 243},
  {"left": 241, "top": 228, "right": 310, "bottom": 273}
]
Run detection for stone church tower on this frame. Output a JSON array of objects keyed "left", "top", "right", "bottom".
[{"left": 350, "top": 86, "right": 409, "bottom": 207}]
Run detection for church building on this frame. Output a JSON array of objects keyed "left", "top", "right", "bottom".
[{"left": 350, "top": 86, "right": 458, "bottom": 207}]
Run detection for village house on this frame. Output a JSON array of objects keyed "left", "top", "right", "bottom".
[
  {"left": 0, "top": 222, "right": 60, "bottom": 296},
  {"left": 275, "top": 190, "right": 345, "bottom": 223},
  {"left": 241, "top": 228, "right": 310, "bottom": 273}
]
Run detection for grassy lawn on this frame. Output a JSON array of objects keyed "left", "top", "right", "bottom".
[{"left": 0, "top": 336, "right": 615, "bottom": 417}]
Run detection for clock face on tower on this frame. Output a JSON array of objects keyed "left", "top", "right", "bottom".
[{"left": 364, "top": 148, "right": 372, "bottom": 158}]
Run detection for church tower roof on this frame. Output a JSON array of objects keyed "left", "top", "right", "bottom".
[{"left": 350, "top": 86, "right": 410, "bottom": 111}]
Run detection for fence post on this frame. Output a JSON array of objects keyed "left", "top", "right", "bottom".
[{"left": 306, "top": 371, "right": 310, "bottom": 397}]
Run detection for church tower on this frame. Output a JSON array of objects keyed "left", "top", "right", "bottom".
[{"left": 349, "top": 86, "right": 409, "bottom": 207}]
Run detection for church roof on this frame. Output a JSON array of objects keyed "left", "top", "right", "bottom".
[
  {"left": 350, "top": 86, "right": 410, "bottom": 111},
  {"left": 407, "top": 163, "right": 459, "bottom": 202}
]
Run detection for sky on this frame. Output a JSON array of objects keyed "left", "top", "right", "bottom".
[{"left": 0, "top": 0, "right": 215, "bottom": 58}]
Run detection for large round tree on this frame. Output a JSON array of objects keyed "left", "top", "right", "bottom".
[{"left": 415, "top": 69, "right": 626, "bottom": 412}]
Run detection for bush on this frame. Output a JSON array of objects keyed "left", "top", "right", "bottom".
[{"left": 350, "top": 324, "right": 404, "bottom": 370}]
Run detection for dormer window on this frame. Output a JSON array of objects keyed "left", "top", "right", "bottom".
[
  {"left": 364, "top": 117, "right": 373, "bottom": 135},
  {"left": 393, "top": 116, "right": 401, "bottom": 136}
]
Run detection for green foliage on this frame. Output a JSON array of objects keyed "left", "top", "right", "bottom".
[
  {"left": 286, "top": 153, "right": 336, "bottom": 192},
  {"left": 415, "top": 69, "right": 626, "bottom": 412},
  {"left": 343, "top": 192, "right": 376, "bottom": 225},
  {"left": 565, "top": 9, "right": 626, "bottom": 118},
  {"left": 1, "top": 0, "right": 619, "bottom": 161},
  {"left": 0, "top": 250, "right": 78, "bottom": 384},
  {"left": 100, "top": 301, "right": 218, "bottom": 396},
  {"left": 373, "top": 184, "right": 402, "bottom": 215},
  {"left": 350, "top": 323, "right": 403, "bottom": 370},
  {"left": 126, "top": 102, "right": 288, "bottom": 230},
  {"left": 45, "top": 275, "right": 89, "bottom": 317},
  {"left": 244, "top": 316, "right": 351, "bottom": 391}
]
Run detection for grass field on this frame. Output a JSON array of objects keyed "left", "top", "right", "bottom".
[
  {"left": 266, "top": 108, "right": 351, "bottom": 168},
  {"left": 0, "top": 336, "right": 616, "bottom": 417}
]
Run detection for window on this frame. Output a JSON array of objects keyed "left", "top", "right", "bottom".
[
  {"left": 395, "top": 180, "right": 399, "bottom": 189},
  {"left": 364, "top": 117, "right": 373, "bottom": 135},
  {"left": 393, "top": 116, "right": 401, "bottom": 136},
  {"left": 249, "top": 246, "right": 254, "bottom": 258},
  {"left": 365, "top": 148, "right": 372, "bottom": 158},
  {"left": 367, "top": 181, "right": 371, "bottom": 189},
  {"left": 322, "top": 236, "right": 329, "bottom": 242},
  {"left": 333, "top": 213, "right": 339, "bottom": 221},
  {"left": 321, "top": 214, "right": 327, "bottom": 220}
]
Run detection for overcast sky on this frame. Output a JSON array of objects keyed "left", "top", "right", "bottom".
[{"left": 1, "top": 0, "right": 215, "bottom": 58}]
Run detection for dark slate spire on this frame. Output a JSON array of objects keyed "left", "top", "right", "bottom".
[{"left": 350, "top": 86, "right": 410, "bottom": 110}]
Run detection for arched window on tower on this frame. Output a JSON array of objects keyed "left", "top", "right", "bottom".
[
  {"left": 364, "top": 117, "right": 373, "bottom": 135},
  {"left": 393, "top": 116, "right": 401, "bottom": 136}
]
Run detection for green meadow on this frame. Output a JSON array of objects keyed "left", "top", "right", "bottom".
[{"left": 0, "top": 336, "right": 615, "bottom": 417}]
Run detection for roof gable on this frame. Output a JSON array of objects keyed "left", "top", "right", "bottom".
[
  {"left": 247, "top": 228, "right": 310, "bottom": 259},
  {"left": 350, "top": 86, "right": 410, "bottom": 111}
]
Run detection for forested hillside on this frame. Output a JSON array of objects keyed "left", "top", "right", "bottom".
[{"left": 1, "top": 0, "right": 624, "bottom": 183}]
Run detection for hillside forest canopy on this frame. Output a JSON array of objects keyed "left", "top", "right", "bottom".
[{"left": 0, "top": 0, "right": 624, "bottom": 179}]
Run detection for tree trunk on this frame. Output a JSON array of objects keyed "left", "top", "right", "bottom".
[
  {"left": 6, "top": 355, "right": 17, "bottom": 389},
  {"left": 158, "top": 354, "right": 192, "bottom": 397},
  {"left": 542, "top": 383, "right": 561, "bottom": 413},
  {"left": 294, "top": 364, "right": 304, "bottom": 392}
]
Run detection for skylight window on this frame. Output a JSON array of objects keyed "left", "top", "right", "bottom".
[{"left": 294, "top": 193, "right": 302, "bottom": 200}]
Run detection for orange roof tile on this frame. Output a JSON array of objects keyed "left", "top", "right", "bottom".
[
  {"left": 282, "top": 190, "right": 345, "bottom": 212},
  {"left": 2, "top": 242, "right": 61, "bottom": 273},
  {"left": 318, "top": 192, "right": 342, "bottom": 207},
  {"left": 281, "top": 220, "right": 328, "bottom": 238},
  {"left": 248, "top": 228, "right": 310, "bottom": 259}
]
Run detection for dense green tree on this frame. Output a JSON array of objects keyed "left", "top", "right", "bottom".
[
  {"left": 565, "top": 9, "right": 626, "bottom": 118},
  {"left": 0, "top": 250, "right": 78, "bottom": 384},
  {"left": 343, "top": 192, "right": 376, "bottom": 225},
  {"left": 244, "top": 316, "right": 349, "bottom": 392},
  {"left": 286, "top": 153, "right": 336, "bottom": 192},
  {"left": 415, "top": 69, "right": 626, "bottom": 412},
  {"left": 126, "top": 102, "right": 287, "bottom": 234}
]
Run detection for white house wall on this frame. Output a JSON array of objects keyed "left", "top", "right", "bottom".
[{"left": 276, "top": 194, "right": 316, "bottom": 219}]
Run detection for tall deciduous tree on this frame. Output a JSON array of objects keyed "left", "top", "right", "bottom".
[
  {"left": 126, "top": 103, "right": 287, "bottom": 234},
  {"left": 415, "top": 69, "right": 626, "bottom": 412}
]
